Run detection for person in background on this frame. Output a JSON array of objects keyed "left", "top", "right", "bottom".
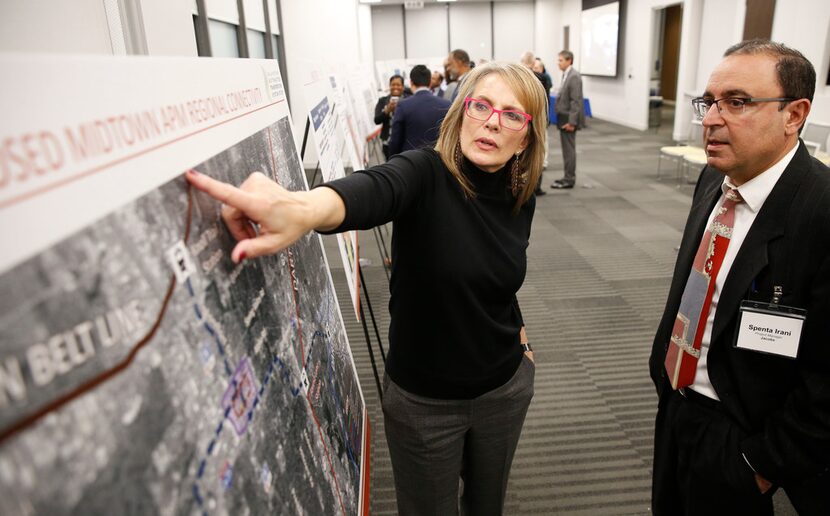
[
  {"left": 387, "top": 65, "right": 451, "bottom": 156},
  {"left": 520, "top": 51, "right": 550, "bottom": 194},
  {"left": 186, "top": 61, "right": 548, "bottom": 515},
  {"left": 442, "top": 56, "right": 456, "bottom": 99},
  {"left": 551, "top": 50, "right": 584, "bottom": 189},
  {"left": 533, "top": 57, "right": 552, "bottom": 99},
  {"left": 374, "top": 74, "right": 409, "bottom": 161},
  {"left": 430, "top": 70, "right": 445, "bottom": 97},
  {"left": 650, "top": 39, "right": 830, "bottom": 515},
  {"left": 446, "top": 48, "right": 472, "bottom": 101}
]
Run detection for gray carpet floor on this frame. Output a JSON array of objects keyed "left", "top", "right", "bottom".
[{"left": 322, "top": 108, "right": 796, "bottom": 514}]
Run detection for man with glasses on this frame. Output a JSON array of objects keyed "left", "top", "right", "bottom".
[
  {"left": 650, "top": 40, "right": 830, "bottom": 515},
  {"left": 551, "top": 50, "right": 584, "bottom": 189}
]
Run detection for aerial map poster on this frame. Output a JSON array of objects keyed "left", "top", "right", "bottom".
[{"left": 0, "top": 55, "right": 369, "bottom": 515}]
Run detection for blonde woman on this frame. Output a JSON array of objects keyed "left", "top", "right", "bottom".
[{"left": 187, "top": 62, "right": 548, "bottom": 515}]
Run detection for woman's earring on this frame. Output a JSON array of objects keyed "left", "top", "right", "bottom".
[
  {"left": 510, "top": 153, "right": 528, "bottom": 197},
  {"left": 454, "top": 141, "right": 464, "bottom": 171}
]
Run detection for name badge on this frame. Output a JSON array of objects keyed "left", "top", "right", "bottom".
[{"left": 735, "top": 301, "right": 806, "bottom": 359}]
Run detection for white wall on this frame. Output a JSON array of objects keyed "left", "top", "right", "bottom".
[
  {"left": 772, "top": 0, "right": 830, "bottom": 124},
  {"left": 406, "top": 4, "right": 449, "bottom": 59},
  {"left": 492, "top": 1, "right": 535, "bottom": 61},
  {"left": 370, "top": 1, "right": 538, "bottom": 65},
  {"left": 139, "top": 0, "right": 199, "bottom": 56},
  {"left": 449, "top": 2, "right": 492, "bottom": 62},
  {"left": 533, "top": 0, "right": 830, "bottom": 139},
  {"left": 693, "top": 0, "right": 742, "bottom": 96},
  {"left": 534, "top": 0, "right": 561, "bottom": 66},
  {"left": 357, "top": 4, "right": 374, "bottom": 64},
  {"left": 541, "top": 0, "right": 706, "bottom": 137},
  {"left": 372, "top": 5, "right": 405, "bottom": 61},
  {"left": 0, "top": 0, "right": 114, "bottom": 54},
  {"left": 4, "top": 0, "right": 827, "bottom": 138}
]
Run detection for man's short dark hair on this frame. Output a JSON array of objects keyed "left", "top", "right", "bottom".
[
  {"left": 451, "top": 49, "right": 470, "bottom": 66},
  {"left": 409, "top": 65, "right": 431, "bottom": 87},
  {"left": 724, "top": 39, "right": 816, "bottom": 103},
  {"left": 389, "top": 74, "right": 404, "bottom": 85},
  {"left": 559, "top": 50, "right": 574, "bottom": 63}
]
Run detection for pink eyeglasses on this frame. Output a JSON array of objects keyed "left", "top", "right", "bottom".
[{"left": 464, "top": 97, "right": 532, "bottom": 131}]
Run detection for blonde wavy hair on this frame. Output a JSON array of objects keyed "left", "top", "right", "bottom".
[{"left": 435, "top": 61, "right": 548, "bottom": 212}]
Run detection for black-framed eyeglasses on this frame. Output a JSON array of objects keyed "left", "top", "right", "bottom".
[
  {"left": 691, "top": 96, "right": 796, "bottom": 120},
  {"left": 464, "top": 97, "right": 532, "bottom": 131}
]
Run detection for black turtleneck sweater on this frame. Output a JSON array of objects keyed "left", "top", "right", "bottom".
[{"left": 321, "top": 148, "right": 535, "bottom": 399}]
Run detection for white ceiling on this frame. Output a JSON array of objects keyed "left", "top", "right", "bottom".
[{"left": 361, "top": 0, "right": 529, "bottom": 5}]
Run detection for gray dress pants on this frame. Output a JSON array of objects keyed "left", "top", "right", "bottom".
[
  {"left": 382, "top": 356, "right": 535, "bottom": 515},
  {"left": 559, "top": 128, "right": 577, "bottom": 185}
]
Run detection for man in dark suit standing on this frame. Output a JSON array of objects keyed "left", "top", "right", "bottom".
[
  {"left": 551, "top": 50, "right": 585, "bottom": 189},
  {"left": 650, "top": 39, "right": 830, "bottom": 515},
  {"left": 387, "top": 65, "right": 451, "bottom": 157}
]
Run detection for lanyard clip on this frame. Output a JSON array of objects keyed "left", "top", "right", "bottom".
[{"left": 772, "top": 286, "right": 783, "bottom": 304}]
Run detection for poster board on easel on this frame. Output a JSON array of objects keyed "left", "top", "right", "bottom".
[{"left": 0, "top": 55, "right": 370, "bottom": 515}]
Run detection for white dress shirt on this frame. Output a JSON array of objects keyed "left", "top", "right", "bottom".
[{"left": 691, "top": 143, "right": 799, "bottom": 399}]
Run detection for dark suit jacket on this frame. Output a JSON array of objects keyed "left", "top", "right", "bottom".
[
  {"left": 650, "top": 141, "right": 830, "bottom": 511},
  {"left": 555, "top": 68, "right": 585, "bottom": 129},
  {"left": 387, "top": 90, "right": 451, "bottom": 156}
]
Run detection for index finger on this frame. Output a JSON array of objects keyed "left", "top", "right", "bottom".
[{"left": 186, "top": 169, "right": 264, "bottom": 219}]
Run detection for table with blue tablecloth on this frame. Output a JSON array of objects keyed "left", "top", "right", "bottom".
[{"left": 548, "top": 96, "right": 592, "bottom": 122}]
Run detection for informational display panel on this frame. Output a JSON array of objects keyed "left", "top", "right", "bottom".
[
  {"left": 374, "top": 59, "right": 409, "bottom": 93},
  {"left": 0, "top": 55, "right": 369, "bottom": 515},
  {"left": 348, "top": 70, "right": 380, "bottom": 141},
  {"left": 303, "top": 75, "right": 361, "bottom": 320},
  {"left": 329, "top": 74, "right": 366, "bottom": 170}
]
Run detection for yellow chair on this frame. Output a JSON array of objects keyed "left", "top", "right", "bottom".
[
  {"left": 682, "top": 147, "right": 708, "bottom": 183},
  {"left": 804, "top": 140, "right": 830, "bottom": 166},
  {"left": 658, "top": 120, "right": 704, "bottom": 180}
]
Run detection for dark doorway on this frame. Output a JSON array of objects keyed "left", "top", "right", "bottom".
[
  {"left": 660, "top": 5, "right": 682, "bottom": 102},
  {"left": 649, "top": 4, "right": 683, "bottom": 130},
  {"left": 743, "top": 0, "right": 776, "bottom": 40}
]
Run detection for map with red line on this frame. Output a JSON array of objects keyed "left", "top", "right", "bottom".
[{"left": 0, "top": 117, "right": 368, "bottom": 515}]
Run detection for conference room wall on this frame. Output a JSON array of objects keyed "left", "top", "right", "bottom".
[
  {"left": 449, "top": 2, "right": 493, "bottom": 64},
  {"left": 492, "top": 1, "right": 536, "bottom": 62},
  {"left": 533, "top": 0, "right": 829, "bottom": 140},
  {"left": 771, "top": 0, "right": 830, "bottom": 124},
  {"left": 0, "top": 0, "right": 116, "bottom": 55},
  {"left": 406, "top": 4, "right": 450, "bottom": 61},
  {"left": 371, "top": 5, "right": 406, "bottom": 61},
  {"left": 371, "top": 1, "right": 538, "bottom": 66}
]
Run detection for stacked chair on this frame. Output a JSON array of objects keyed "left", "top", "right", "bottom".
[
  {"left": 802, "top": 121, "right": 830, "bottom": 166},
  {"left": 658, "top": 119, "right": 705, "bottom": 182}
]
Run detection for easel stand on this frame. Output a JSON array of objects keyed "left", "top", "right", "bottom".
[
  {"left": 372, "top": 226, "right": 392, "bottom": 283},
  {"left": 300, "top": 117, "right": 322, "bottom": 186},
  {"left": 358, "top": 263, "right": 387, "bottom": 400}
]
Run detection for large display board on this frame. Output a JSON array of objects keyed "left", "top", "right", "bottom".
[
  {"left": 0, "top": 55, "right": 369, "bottom": 515},
  {"left": 303, "top": 74, "right": 361, "bottom": 320}
]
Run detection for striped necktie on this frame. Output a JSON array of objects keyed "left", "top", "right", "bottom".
[{"left": 665, "top": 186, "right": 744, "bottom": 389}]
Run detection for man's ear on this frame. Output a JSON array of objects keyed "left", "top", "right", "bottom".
[{"left": 785, "top": 98, "right": 811, "bottom": 137}]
